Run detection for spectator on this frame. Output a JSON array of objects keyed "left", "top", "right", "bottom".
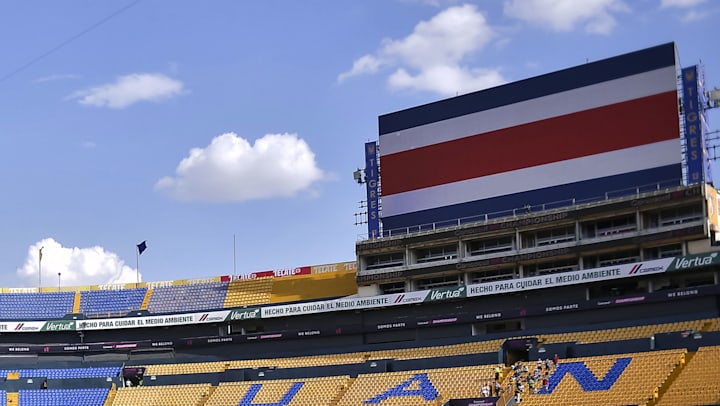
[
  {"left": 553, "top": 353, "right": 559, "bottom": 367},
  {"left": 481, "top": 382, "right": 490, "bottom": 397}
]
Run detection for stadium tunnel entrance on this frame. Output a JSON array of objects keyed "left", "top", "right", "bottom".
[{"left": 503, "top": 337, "right": 537, "bottom": 365}]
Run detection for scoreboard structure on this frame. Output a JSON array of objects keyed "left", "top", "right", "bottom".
[{"left": 357, "top": 42, "right": 718, "bottom": 299}]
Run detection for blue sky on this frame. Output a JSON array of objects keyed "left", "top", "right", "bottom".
[{"left": 0, "top": 0, "right": 718, "bottom": 288}]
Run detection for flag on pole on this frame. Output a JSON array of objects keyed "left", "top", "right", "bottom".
[{"left": 137, "top": 241, "right": 147, "bottom": 255}]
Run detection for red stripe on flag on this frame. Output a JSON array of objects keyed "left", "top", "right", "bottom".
[{"left": 380, "top": 91, "right": 679, "bottom": 196}]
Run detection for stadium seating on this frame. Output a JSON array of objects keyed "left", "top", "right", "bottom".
[
  {"left": 0, "top": 292, "right": 74, "bottom": 320},
  {"left": 337, "top": 365, "right": 496, "bottom": 405},
  {"left": 655, "top": 345, "right": 720, "bottom": 405},
  {"left": 269, "top": 271, "right": 357, "bottom": 303},
  {"left": 112, "top": 383, "right": 211, "bottom": 406},
  {"left": 79, "top": 288, "right": 147, "bottom": 318},
  {"left": 223, "top": 277, "right": 274, "bottom": 308},
  {"left": 0, "top": 366, "right": 120, "bottom": 379},
  {"left": 516, "top": 349, "right": 686, "bottom": 405},
  {"left": 146, "top": 281, "right": 227, "bottom": 314},
  {"left": 205, "top": 376, "right": 349, "bottom": 406},
  {"left": 140, "top": 340, "right": 506, "bottom": 376},
  {"left": 536, "top": 319, "right": 708, "bottom": 345},
  {"left": 18, "top": 388, "right": 108, "bottom": 406}
]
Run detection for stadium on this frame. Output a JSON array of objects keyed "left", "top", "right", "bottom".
[{"left": 1, "top": 42, "right": 720, "bottom": 405}]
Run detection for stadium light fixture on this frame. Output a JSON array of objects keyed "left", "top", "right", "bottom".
[
  {"left": 708, "top": 88, "right": 720, "bottom": 109},
  {"left": 353, "top": 168, "right": 365, "bottom": 184}
]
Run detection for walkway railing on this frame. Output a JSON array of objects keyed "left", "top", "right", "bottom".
[{"left": 359, "top": 178, "right": 686, "bottom": 241}]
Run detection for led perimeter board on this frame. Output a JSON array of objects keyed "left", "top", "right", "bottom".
[{"left": 378, "top": 42, "right": 682, "bottom": 232}]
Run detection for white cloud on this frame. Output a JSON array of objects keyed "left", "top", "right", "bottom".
[
  {"left": 155, "top": 132, "right": 325, "bottom": 202},
  {"left": 661, "top": 0, "right": 706, "bottom": 7},
  {"left": 504, "top": 0, "right": 629, "bottom": 35},
  {"left": 338, "top": 4, "right": 504, "bottom": 96},
  {"left": 389, "top": 65, "right": 504, "bottom": 96},
  {"left": 338, "top": 55, "right": 382, "bottom": 83},
  {"left": 681, "top": 9, "right": 709, "bottom": 21},
  {"left": 34, "top": 74, "right": 80, "bottom": 83},
  {"left": 68, "top": 73, "right": 183, "bottom": 109},
  {"left": 16, "top": 238, "right": 140, "bottom": 288}
]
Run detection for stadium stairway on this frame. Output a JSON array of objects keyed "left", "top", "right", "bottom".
[
  {"left": 647, "top": 351, "right": 691, "bottom": 406},
  {"left": 197, "top": 385, "right": 216, "bottom": 406},
  {"left": 72, "top": 291, "right": 81, "bottom": 314},
  {"left": 329, "top": 377, "right": 354, "bottom": 406},
  {"left": 140, "top": 288, "right": 152, "bottom": 311},
  {"left": 103, "top": 383, "right": 116, "bottom": 406}
]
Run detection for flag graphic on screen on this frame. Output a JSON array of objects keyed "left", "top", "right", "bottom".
[{"left": 378, "top": 42, "right": 682, "bottom": 231}]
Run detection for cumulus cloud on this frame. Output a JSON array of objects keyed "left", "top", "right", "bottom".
[
  {"left": 68, "top": 73, "right": 183, "bottom": 109},
  {"left": 338, "top": 55, "right": 382, "bottom": 83},
  {"left": 338, "top": 4, "right": 503, "bottom": 96},
  {"left": 660, "top": 0, "right": 706, "bottom": 7},
  {"left": 660, "top": 0, "right": 709, "bottom": 22},
  {"left": 16, "top": 238, "right": 140, "bottom": 288},
  {"left": 503, "top": 0, "right": 629, "bottom": 34},
  {"left": 34, "top": 74, "right": 80, "bottom": 83},
  {"left": 155, "top": 132, "right": 325, "bottom": 202},
  {"left": 680, "top": 9, "right": 709, "bottom": 21}
]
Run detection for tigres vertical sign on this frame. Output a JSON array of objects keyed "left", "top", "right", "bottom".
[
  {"left": 681, "top": 65, "right": 707, "bottom": 184},
  {"left": 365, "top": 141, "right": 380, "bottom": 239}
]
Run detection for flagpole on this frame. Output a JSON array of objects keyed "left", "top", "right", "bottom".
[
  {"left": 135, "top": 240, "right": 146, "bottom": 288},
  {"left": 38, "top": 246, "right": 44, "bottom": 290},
  {"left": 136, "top": 248, "right": 139, "bottom": 288},
  {"left": 233, "top": 234, "right": 237, "bottom": 277}
]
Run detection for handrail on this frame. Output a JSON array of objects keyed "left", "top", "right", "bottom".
[{"left": 358, "top": 178, "right": 686, "bottom": 241}]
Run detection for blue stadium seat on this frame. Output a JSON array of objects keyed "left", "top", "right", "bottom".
[
  {"left": 19, "top": 388, "right": 108, "bottom": 406},
  {"left": 147, "top": 282, "right": 228, "bottom": 314},
  {"left": 79, "top": 288, "right": 147, "bottom": 317},
  {"left": 0, "top": 292, "right": 74, "bottom": 320}
]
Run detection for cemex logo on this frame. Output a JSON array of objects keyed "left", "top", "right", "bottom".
[
  {"left": 198, "top": 314, "right": 224, "bottom": 322},
  {"left": 392, "top": 293, "right": 423, "bottom": 304},
  {"left": 14, "top": 323, "right": 40, "bottom": 331},
  {"left": 538, "top": 358, "right": 631, "bottom": 394},
  {"left": 628, "top": 263, "right": 663, "bottom": 275}
]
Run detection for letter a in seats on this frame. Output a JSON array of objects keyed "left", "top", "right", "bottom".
[
  {"left": 238, "top": 382, "right": 304, "bottom": 406},
  {"left": 364, "top": 373, "right": 438, "bottom": 404}
]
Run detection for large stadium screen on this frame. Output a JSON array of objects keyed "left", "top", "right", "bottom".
[{"left": 378, "top": 42, "right": 682, "bottom": 231}]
